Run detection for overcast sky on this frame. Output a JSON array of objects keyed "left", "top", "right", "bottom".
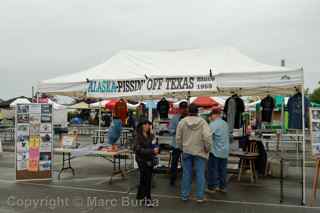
[{"left": 0, "top": 0, "right": 319, "bottom": 99}]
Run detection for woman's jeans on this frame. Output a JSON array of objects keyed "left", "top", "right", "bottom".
[
  {"left": 181, "top": 153, "right": 206, "bottom": 200},
  {"left": 137, "top": 161, "right": 153, "bottom": 200},
  {"left": 207, "top": 153, "right": 228, "bottom": 190}
]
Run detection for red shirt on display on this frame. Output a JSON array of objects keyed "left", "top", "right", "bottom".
[{"left": 114, "top": 99, "right": 128, "bottom": 124}]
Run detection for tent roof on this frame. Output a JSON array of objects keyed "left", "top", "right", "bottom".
[
  {"left": 0, "top": 96, "right": 32, "bottom": 108},
  {"left": 47, "top": 99, "right": 66, "bottom": 110},
  {"left": 69, "top": 101, "right": 89, "bottom": 109},
  {"left": 192, "top": 96, "right": 220, "bottom": 108},
  {"left": 39, "top": 47, "right": 303, "bottom": 97},
  {"left": 190, "top": 96, "right": 226, "bottom": 106},
  {"left": 89, "top": 100, "right": 110, "bottom": 108},
  {"left": 311, "top": 102, "right": 320, "bottom": 107},
  {"left": 10, "top": 98, "right": 31, "bottom": 107}
]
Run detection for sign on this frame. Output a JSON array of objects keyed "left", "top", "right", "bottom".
[
  {"left": 15, "top": 103, "right": 53, "bottom": 181},
  {"left": 62, "top": 136, "right": 74, "bottom": 147},
  {"left": 87, "top": 75, "right": 217, "bottom": 98},
  {"left": 310, "top": 108, "right": 320, "bottom": 158}
]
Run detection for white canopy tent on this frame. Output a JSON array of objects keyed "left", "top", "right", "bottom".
[
  {"left": 89, "top": 100, "right": 139, "bottom": 109},
  {"left": 47, "top": 99, "right": 66, "bottom": 110},
  {"left": 89, "top": 100, "right": 111, "bottom": 109},
  {"left": 9, "top": 98, "right": 31, "bottom": 107},
  {"left": 38, "top": 47, "right": 303, "bottom": 98},
  {"left": 38, "top": 46, "right": 306, "bottom": 204},
  {"left": 47, "top": 99, "right": 68, "bottom": 126}
]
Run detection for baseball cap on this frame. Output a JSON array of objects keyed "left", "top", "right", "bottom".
[
  {"left": 209, "top": 107, "right": 222, "bottom": 116},
  {"left": 179, "top": 101, "right": 188, "bottom": 109}
]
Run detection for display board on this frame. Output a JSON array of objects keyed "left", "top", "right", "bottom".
[
  {"left": 15, "top": 103, "right": 53, "bottom": 180},
  {"left": 310, "top": 108, "right": 320, "bottom": 159}
]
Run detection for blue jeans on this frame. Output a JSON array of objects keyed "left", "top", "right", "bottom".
[
  {"left": 181, "top": 153, "right": 206, "bottom": 200},
  {"left": 207, "top": 153, "right": 228, "bottom": 189}
]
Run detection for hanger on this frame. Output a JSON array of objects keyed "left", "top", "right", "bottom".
[
  {"left": 266, "top": 92, "right": 271, "bottom": 98},
  {"left": 209, "top": 69, "right": 215, "bottom": 80},
  {"left": 293, "top": 86, "right": 302, "bottom": 95}
]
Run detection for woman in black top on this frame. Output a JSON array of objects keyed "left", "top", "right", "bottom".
[{"left": 134, "top": 119, "right": 158, "bottom": 206}]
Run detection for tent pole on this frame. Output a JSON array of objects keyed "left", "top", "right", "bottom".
[
  {"left": 301, "top": 83, "right": 306, "bottom": 205},
  {"left": 280, "top": 59, "right": 285, "bottom": 133},
  {"left": 98, "top": 99, "right": 102, "bottom": 144},
  {"left": 32, "top": 86, "right": 35, "bottom": 98},
  {"left": 281, "top": 98, "right": 284, "bottom": 133},
  {"left": 187, "top": 91, "right": 191, "bottom": 104},
  {"left": 148, "top": 106, "right": 152, "bottom": 122},
  {"left": 36, "top": 92, "right": 39, "bottom": 103}
]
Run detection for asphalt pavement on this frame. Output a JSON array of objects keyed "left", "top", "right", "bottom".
[{"left": 0, "top": 144, "right": 319, "bottom": 213}]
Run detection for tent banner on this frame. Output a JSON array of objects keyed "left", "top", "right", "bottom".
[{"left": 87, "top": 75, "right": 217, "bottom": 98}]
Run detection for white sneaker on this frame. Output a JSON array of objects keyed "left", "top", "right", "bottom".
[
  {"left": 218, "top": 188, "right": 227, "bottom": 193},
  {"left": 196, "top": 197, "right": 207, "bottom": 203},
  {"left": 205, "top": 188, "right": 217, "bottom": 194}
]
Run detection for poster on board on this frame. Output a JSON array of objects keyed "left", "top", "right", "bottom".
[
  {"left": 61, "top": 135, "right": 75, "bottom": 147},
  {"left": 310, "top": 108, "right": 320, "bottom": 158},
  {"left": 15, "top": 103, "right": 53, "bottom": 181}
]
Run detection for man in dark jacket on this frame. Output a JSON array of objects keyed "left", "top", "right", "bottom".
[{"left": 168, "top": 101, "right": 188, "bottom": 186}]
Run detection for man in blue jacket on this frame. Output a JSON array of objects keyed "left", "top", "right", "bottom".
[{"left": 168, "top": 101, "right": 188, "bottom": 186}]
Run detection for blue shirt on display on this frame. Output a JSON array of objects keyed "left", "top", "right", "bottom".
[
  {"left": 287, "top": 93, "right": 310, "bottom": 129},
  {"left": 108, "top": 118, "right": 123, "bottom": 145},
  {"left": 209, "top": 118, "right": 230, "bottom": 159}
]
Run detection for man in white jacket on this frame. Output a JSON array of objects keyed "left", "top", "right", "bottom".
[{"left": 176, "top": 104, "right": 211, "bottom": 203}]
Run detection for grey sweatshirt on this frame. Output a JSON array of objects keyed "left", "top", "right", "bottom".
[{"left": 176, "top": 116, "right": 212, "bottom": 159}]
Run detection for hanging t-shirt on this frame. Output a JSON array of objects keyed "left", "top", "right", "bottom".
[
  {"left": 287, "top": 93, "right": 310, "bottom": 129},
  {"left": 136, "top": 103, "right": 147, "bottom": 123},
  {"left": 234, "top": 96, "right": 245, "bottom": 129},
  {"left": 226, "top": 97, "right": 236, "bottom": 131},
  {"left": 157, "top": 98, "right": 170, "bottom": 119},
  {"left": 261, "top": 96, "right": 275, "bottom": 123},
  {"left": 114, "top": 99, "right": 128, "bottom": 125},
  {"left": 223, "top": 95, "right": 245, "bottom": 129}
]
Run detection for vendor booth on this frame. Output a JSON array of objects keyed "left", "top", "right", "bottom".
[{"left": 38, "top": 47, "right": 307, "bottom": 204}]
